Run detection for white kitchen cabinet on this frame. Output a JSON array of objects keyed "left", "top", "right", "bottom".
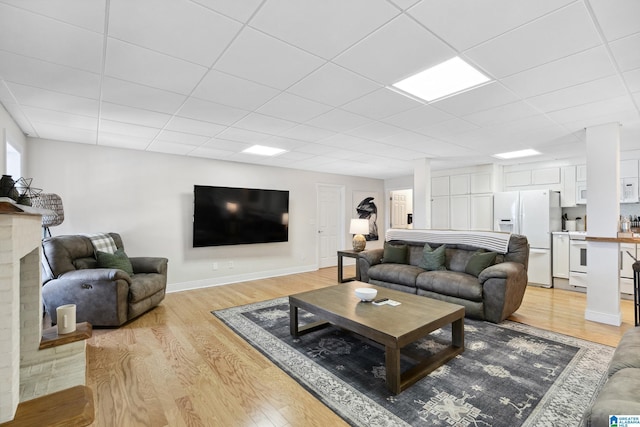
[
  {"left": 621, "top": 159, "right": 638, "bottom": 178},
  {"left": 532, "top": 167, "right": 560, "bottom": 185},
  {"left": 577, "top": 164, "right": 587, "bottom": 182},
  {"left": 561, "top": 166, "right": 577, "bottom": 207},
  {"left": 552, "top": 233, "right": 570, "bottom": 279},
  {"left": 431, "top": 176, "right": 450, "bottom": 197},
  {"left": 431, "top": 196, "right": 450, "bottom": 229},
  {"left": 470, "top": 194, "right": 493, "bottom": 231},
  {"left": 620, "top": 243, "right": 636, "bottom": 295},
  {"left": 505, "top": 170, "right": 532, "bottom": 187},
  {"left": 450, "top": 195, "right": 470, "bottom": 230},
  {"left": 450, "top": 175, "right": 470, "bottom": 195},
  {"left": 529, "top": 248, "right": 552, "bottom": 287},
  {"left": 470, "top": 172, "right": 492, "bottom": 194}
]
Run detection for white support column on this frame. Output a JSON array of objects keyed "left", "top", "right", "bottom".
[
  {"left": 585, "top": 122, "right": 621, "bottom": 326},
  {"left": 413, "top": 158, "right": 431, "bottom": 229}
]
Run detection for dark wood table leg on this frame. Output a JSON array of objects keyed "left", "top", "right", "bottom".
[{"left": 385, "top": 346, "right": 402, "bottom": 395}]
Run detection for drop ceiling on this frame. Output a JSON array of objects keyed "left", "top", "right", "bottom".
[{"left": 0, "top": 0, "right": 639, "bottom": 179}]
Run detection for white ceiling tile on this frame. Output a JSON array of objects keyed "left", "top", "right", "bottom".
[
  {"left": 346, "top": 121, "right": 404, "bottom": 141},
  {"left": 257, "top": 92, "right": 333, "bottom": 122},
  {"left": 0, "top": 51, "right": 101, "bottom": 99},
  {"left": 409, "top": 0, "right": 574, "bottom": 51},
  {"left": 6, "top": 82, "right": 99, "bottom": 116},
  {"left": 32, "top": 122, "right": 96, "bottom": 144},
  {"left": 501, "top": 46, "right": 617, "bottom": 99},
  {"left": 0, "top": 0, "right": 106, "bottom": 32},
  {"left": 101, "top": 77, "right": 186, "bottom": 114},
  {"left": 147, "top": 140, "right": 197, "bottom": 155},
  {"left": 525, "top": 75, "right": 628, "bottom": 113},
  {"left": 465, "top": 2, "right": 602, "bottom": 78},
  {"left": 188, "top": 145, "right": 235, "bottom": 159},
  {"left": 233, "top": 112, "right": 298, "bottom": 134},
  {"left": 341, "top": 88, "right": 421, "bottom": 120},
  {"left": 419, "top": 118, "right": 480, "bottom": 140},
  {"left": 99, "top": 119, "right": 159, "bottom": 139},
  {"left": 287, "top": 63, "right": 381, "bottom": 107},
  {"left": 105, "top": 39, "right": 208, "bottom": 95},
  {"left": 250, "top": 0, "right": 398, "bottom": 59},
  {"left": 546, "top": 96, "right": 638, "bottom": 129},
  {"left": 463, "top": 101, "right": 540, "bottom": 127},
  {"left": 610, "top": 33, "right": 640, "bottom": 72},
  {"left": 382, "top": 105, "right": 453, "bottom": 129},
  {"left": 214, "top": 27, "right": 324, "bottom": 90},
  {"left": 109, "top": 0, "right": 241, "bottom": 66},
  {"left": 305, "top": 109, "right": 372, "bottom": 133},
  {"left": 0, "top": 3, "right": 103, "bottom": 72},
  {"left": 155, "top": 130, "right": 209, "bottom": 145},
  {"left": 278, "top": 124, "right": 337, "bottom": 142},
  {"left": 432, "top": 82, "right": 519, "bottom": 116},
  {"left": 177, "top": 97, "right": 248, "bottom": 126},
  {"left": 335, "top": 14, "right": 455, "bottom": 84},
  {"left": 588, "top": 0, "right": 640, "bottom": 41},
  {"left": 260, "top": 136, "right": 307, "bottom": 151},
  {"left": 189, "top": 0, "right": 262, "bottom": 22},
  {"left": 193, "top": 70, "right": 280, "bottom": 110},
  {"left": 625, "top": 69, "right": 640, "bottom": 93},
  {"left": 216, "top": 127, "right": 271, "bottom": 144},
  {"left": 98, "top": 132, "right": 151, "bottom": 150},
  {"left": 205, "top": 138, "right": 251, "bottom": 152},
  {"left": 165, "top": 117, "right": 226, "bottom": 137},
  {"left": 276, "top": 150, "right": 316, "bottom": 162},
  {"left": 100, "top": 102, "right": 171, "bottom": 128},
  {"left": 21, "top": 106, "right": 97, "bottom": 131},
  {"left": 389, "top": 0, "right": 420, "bottom": 10}
]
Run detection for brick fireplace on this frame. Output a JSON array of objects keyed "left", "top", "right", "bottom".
[{"left": 0, "top": 201, "right": 87, "bottom": 423}]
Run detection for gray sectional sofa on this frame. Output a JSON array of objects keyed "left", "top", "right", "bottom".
[
  {"left": 582, "top": 327, "right": 640, "bottom": 426},
  {"left": 357, "top": 232, "right": 530, "bottom": 323}
]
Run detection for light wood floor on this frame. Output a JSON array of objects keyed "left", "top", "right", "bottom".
[{"left": 86, "top": 267, "right": 635, "bottom": 426}]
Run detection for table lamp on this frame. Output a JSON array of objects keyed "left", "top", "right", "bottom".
[{"left": 350, "top": 218, "right": 369, "bottom": 251}]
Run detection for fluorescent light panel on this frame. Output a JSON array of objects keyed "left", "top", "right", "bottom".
[
  {"left": 242, "top": 145, "right": 287, "bottom": 156},
  {"left": 392, "top": 57, "right": 491, "bottom": 102},
  {"left": 493, "top": 149, "right": 541, "bottom": 159}
]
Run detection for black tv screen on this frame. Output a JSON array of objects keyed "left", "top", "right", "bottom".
[{"left": 193, "top": 185, "right": 289, "bottom": 247}]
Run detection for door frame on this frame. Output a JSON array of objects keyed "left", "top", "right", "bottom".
[{"left": 316, "top": 183, "right": 346, "bottom": 268}]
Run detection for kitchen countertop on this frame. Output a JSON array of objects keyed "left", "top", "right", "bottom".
[{"left": 586, "top": 236, "right": 640, "bottom": 244}]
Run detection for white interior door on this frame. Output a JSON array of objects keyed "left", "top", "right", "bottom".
[
  {"left": 391, "top": 191, "right": 408, "bottom": 228},
  {"left": 317, "top": 184, "right": 344, "bottom": 268}
]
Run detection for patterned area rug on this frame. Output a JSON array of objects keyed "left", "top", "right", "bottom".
[{"left": 213, "top": 298, "right": 614, "bottom": 427}]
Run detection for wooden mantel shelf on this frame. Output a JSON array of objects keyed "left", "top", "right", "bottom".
[
  {"left": 0, "top": 385, "right": 94, "bottom": 427},
  {"left": 40, "top": 322, "right": 92, "bottom": 350}
]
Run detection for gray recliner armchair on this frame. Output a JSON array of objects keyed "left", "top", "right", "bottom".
[{"left": 41, "top": 232, "right": 168, "bottom": 327}]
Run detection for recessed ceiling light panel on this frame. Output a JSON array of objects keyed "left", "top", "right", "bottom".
[
  {"left": 242, "top": 145, "right": 287, "bottom": 156},
  {"left": 493, "top": 149, "right": 541, "bottom": 160},
  {"left": 392, "top": 56, "right": 491, "bottom": 102}
]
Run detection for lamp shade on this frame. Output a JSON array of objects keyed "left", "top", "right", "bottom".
[{"left": 349, "top": 218, "right": 369, "bottom": 235}]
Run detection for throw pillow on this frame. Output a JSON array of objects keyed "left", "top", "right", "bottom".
[
  {"left": 96, "top": 249, "right": 134, "bottom": 275},
  {"left": 465, "top": 250, "right": 497, "bottom": 277},
  {"left": 381, "top": 242, "right": 408, "bottom": 264},
  {"left": 418, "top": 243, "right": 447, "bottom": 271}
]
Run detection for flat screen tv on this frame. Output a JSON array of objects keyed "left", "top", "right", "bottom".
[{"left": 193, "top": 185, "right": 289, "bottom": 247}]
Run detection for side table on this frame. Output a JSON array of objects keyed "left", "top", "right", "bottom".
[{"left": 337, "top": 249, "right": 361, "bottom": 283}]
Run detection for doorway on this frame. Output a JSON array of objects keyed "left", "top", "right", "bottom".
[
  {"left": 389, "top": 189, "right": 413, "bottom": 229},
  {"left": 317, "top": 184, "right": 344, "bottom": 268}
]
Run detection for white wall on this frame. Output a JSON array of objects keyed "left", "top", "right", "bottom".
[
  {"left": 0, "top": 104, "right": 27, "bottom": 176},
  {"left": 26, "top": 138, "right": 384, "bottom": 291}
]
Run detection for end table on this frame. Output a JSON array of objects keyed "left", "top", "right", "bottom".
[{"left": 337, "top": 249, "right": 361, "bottom": 283}]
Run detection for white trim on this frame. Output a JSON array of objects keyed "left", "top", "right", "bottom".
[
  {"left": 584, "top": 309, "right": 622, "bottom": 326},
  {"left": 167, "top": 263, "right": 318, "bottom": 293}
]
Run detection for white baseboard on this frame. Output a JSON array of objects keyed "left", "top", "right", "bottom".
[
  {"left": 584, "top": 309, "right": 622, "bottom": 326},
  {"left": 166, "top": 263, "right": 319, "bottom": 293}
]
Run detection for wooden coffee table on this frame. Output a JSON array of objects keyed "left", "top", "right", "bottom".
[{"left": 289, "top": 281, "right": 465, "bottom": 394}]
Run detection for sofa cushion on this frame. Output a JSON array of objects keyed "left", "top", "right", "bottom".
[
  {"left": 367, "top": 264, "right": 424, "bottom": 287},
  {"left": 465, "top": 250, "right": 497, "bottom": 277},
  {"left": 416, "top": 270, "right": 483, "bottom": 302},
  {"left": 608, "top": 327, "right": 640, "bottom": 377},
  {"left": 418, "top": 243, "right": 446, "bottom": 271},
  {"left": 382, "top": 242, "right": 408, "bottom": 264},
  {"left": 583, "top": 368, "right": 640, "bottom": 427},
  {"left": 96, "top": 249, "right": 134, "bottom": 275}
]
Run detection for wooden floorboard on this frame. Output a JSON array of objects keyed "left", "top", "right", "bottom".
[{"left": 85, "top": 266, "right": 634, "bottom": 426}]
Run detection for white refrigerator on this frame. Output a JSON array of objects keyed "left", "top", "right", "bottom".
[{"left": 493, "top": 190, "right": 561, "bottom": 287}]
